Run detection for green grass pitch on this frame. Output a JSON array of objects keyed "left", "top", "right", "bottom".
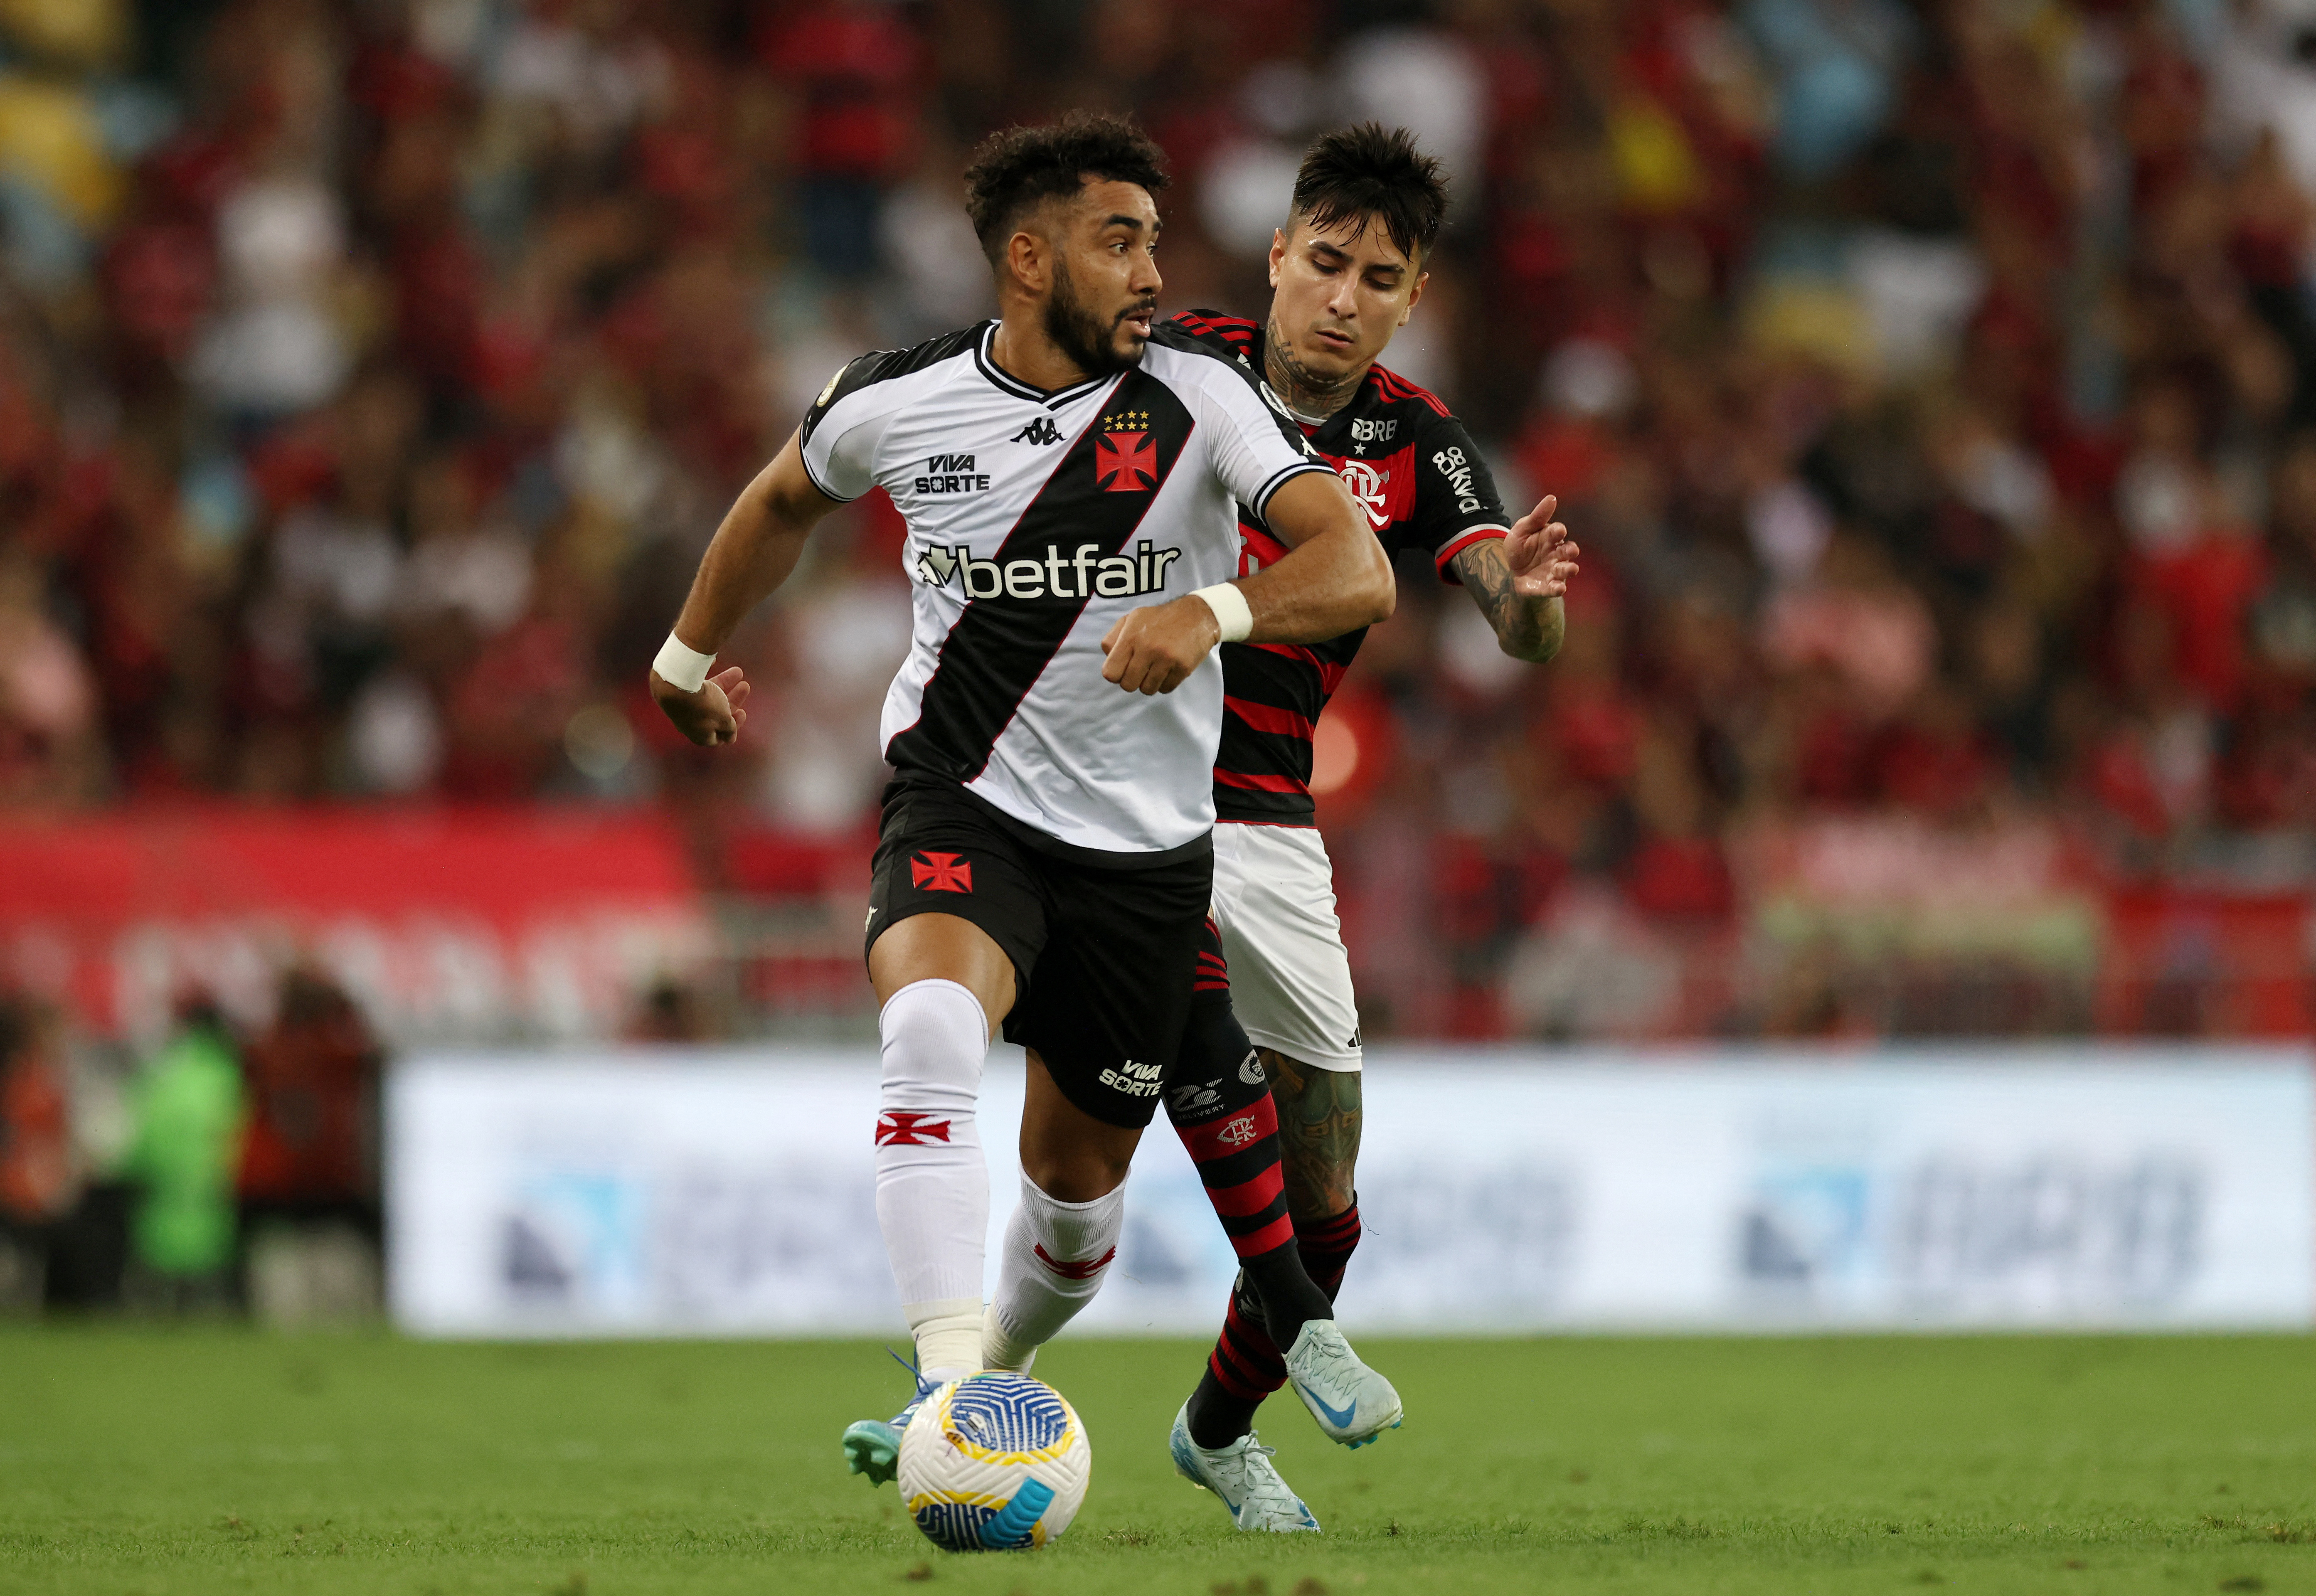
[{"left": 5, "top": 1329, "right": 2314, "bottom": 1595}]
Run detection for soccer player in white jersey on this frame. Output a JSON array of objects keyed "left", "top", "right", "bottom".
[
  {"left": 646, "top": 114, "right": 1408, "bottom": 1485},
  {"left": 1149, "top": 126, "right": 1583, "bottom": 1531}
]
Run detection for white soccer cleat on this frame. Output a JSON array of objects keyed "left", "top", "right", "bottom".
[
  {"left": 1282, "top": 1319, "right": 1403, "bottom": 1448},
  {"left": 1169, "top": 1404, "right": 1320, "bottom": 1532}
]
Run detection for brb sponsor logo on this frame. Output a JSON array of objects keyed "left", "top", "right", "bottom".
[
  {"left": 915, "top": 539, "right": 1184, "bottom": 600},
  {"left": 1099, "top": 1057, "right": 1163, "bottom": 1098},
  {"left": 1737, "top": 1153, "right": 2207, "bottom": 1308}
]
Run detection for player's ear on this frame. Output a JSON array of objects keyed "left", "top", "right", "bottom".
[
  {"left": 1399, "top": 269, "right": 1428, "bottom": 326},
  {"left": 1267, "top": 227, "right": 1286, "bottom": 288},
  {"left": 1005, "top": 227, "right": 1047, "bottom": 296}
]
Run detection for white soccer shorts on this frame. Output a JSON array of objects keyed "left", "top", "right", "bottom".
[{"left": 1209, "top": 821, "right": 1363, "bottom": 1072}]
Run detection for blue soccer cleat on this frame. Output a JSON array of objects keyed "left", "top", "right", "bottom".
[
  {"left": 1281, "top": 1320, "right": 1403, "bottom": 1448},
  {"left": 1169, "top": 1404, "right": 1319, "bottom": 1532},
  {"left": 842, "top": 1358, "right": 940, "bottom": 1486}
]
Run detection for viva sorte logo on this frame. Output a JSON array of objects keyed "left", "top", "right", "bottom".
[{"left": 914, "top": 538, "right": 1185, "bottom": 601}]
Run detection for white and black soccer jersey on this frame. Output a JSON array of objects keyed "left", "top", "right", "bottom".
[{"left": 801, "top": 320, "right": 1333, "bottom": 856}]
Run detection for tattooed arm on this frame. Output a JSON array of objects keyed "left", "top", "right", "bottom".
[
  {"left": 1261, "top": 1048, "right": 1363, "bottom": 1221},
  {"left": 1449, "top": 493, "right": 1579, "bottom": 664}
]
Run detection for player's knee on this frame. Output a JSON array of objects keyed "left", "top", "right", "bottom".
[
  {"left": 877, "top": 978, "right": 989, "bottom": 1111},
  {"left": 1020, "top": 1145, "right": 1131, "bottom": 1204}
]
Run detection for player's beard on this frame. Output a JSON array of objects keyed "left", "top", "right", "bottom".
[{"left": 1046, "top": 259, "right": 1150, "bottom": 377}]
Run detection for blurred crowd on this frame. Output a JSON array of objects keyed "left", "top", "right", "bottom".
[
  {"left": 0, "top": 972, "right": 382, "bottom": 1316},
  {"left": 3, "top": 0, "right": 2316, "bottom": 1038}
]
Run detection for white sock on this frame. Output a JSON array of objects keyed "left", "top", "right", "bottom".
[
  {"left": 983, "top": 1170, "right": 1125, "bottom": 1370},
  {"left": 874, "top": 978, "right": 992, "bottom": 1381}
]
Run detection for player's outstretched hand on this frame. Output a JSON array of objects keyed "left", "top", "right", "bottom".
[
  {"left": 651, "top": 664, "right": 751, "bottom": 747},
  {"left": 1504, "top": 493, "right": 1580, "bottom": 598},
  {"left": 1100, "top": 595, "right": 1222, "bottom": 695}
]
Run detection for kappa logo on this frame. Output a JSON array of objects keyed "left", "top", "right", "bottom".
[
  {"left": 875, "top": 1111, "right": 951, "bottom": 1145},
  {"left": 1098, "top": 1057, "right": 1164, "bottom": 1098},
  {"left": 1011, "top": 416, "right": 1064, "bottom": 446},
  {"left": 1033, "top": 1243, "right": 1116, "bottom": 1280},
  {"left": 910, "top": 851, "right": 973, "bottom": 893},
  {"left": 1237, "top": 1051, "right": 1266, "bottom": 1086},
  {"left": 1216, "top": 1113, "right": 1263, "bottom": 1148},
  {"left": 1096, "top": 412, "right": 1158, "bottom": 493}
]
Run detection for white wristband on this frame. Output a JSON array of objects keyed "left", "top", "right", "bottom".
[
  {"left": 1190, "top": 582, "right": 1253, "bottom": 644},
  {"left": 652, "top": 632, "right": 715, "bottom": 694}
]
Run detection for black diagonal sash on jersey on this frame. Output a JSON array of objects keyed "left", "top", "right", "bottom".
[{"left": 887, "top": 372, "right": 1196, "bottom": 785}]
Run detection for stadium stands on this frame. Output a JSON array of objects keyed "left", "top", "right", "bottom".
[{"left": 2, "top": 0, "right": 2315, "bottom": 1040}]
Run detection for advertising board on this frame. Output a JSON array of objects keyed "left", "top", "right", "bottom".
[{"left": 386, "top": 1046, "right": 2314, "bottom": 1337}]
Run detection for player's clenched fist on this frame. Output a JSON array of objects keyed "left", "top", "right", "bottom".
[
  {"left": 651, "top": 664, "right": 753, "bottom": 746},
  {"left": 1505, "top": 493, "right": 1580, "bottom": 598},
  {"left": 1100, "top": 594, "right": 1223, "bottom": 695}
]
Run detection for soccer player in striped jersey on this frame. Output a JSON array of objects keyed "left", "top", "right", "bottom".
[
  {"left": 1160, "top": 125, "right": 1582, "bottom": 1531},
  {"left": 647, "top": 113, "right": 1407, "bottom": 1492}
]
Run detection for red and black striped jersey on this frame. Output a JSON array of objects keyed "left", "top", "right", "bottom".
[{"left": 1168, "top": 310, "right": 1511, "bottom": 826}]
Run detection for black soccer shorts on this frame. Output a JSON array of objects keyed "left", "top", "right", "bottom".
[{"left": 864, "top": 776, "right": 1212, "bottom": 1128}]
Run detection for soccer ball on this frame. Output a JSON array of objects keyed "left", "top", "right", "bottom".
[{"left": 897, "top": 1371, "right": 1091, "bottom": 1551}]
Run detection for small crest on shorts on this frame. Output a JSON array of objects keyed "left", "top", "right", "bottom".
[{"left": 911, "top": 851, "right": 973, "bottom": 893}]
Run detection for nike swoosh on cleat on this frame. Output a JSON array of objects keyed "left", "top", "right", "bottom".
[{"left": 1298, "top": 1384, "right": 1357, "bottom": 1431}]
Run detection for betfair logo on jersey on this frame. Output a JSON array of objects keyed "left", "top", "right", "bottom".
[
  {"left": 914, "top": 538, "right": 1184, "bottom": 600},
  {"left": 915, "top": 452, "right": 990, "bottom": 495},
  {"left": 1096, "top": 411, "right": 1158, "bottom": 493},
  {"left": 1433, "top": 445, "right": 1482, "bottom": 514}
]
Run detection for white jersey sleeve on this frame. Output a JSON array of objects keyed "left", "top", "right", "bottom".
[{"left": 798, "top": 343, "right": 954, "bottom": 502}]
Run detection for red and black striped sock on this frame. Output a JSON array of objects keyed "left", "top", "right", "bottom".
[
  {"left": 1165, "top": 923, "right": 1347, "bottom": 1448},
  {"left": 1187, "top": 1200, "right": 1363, "bottom": 1448}
]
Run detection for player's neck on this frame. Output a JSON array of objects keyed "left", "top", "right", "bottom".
[
  {"left": 990, "top": 312, "right": 1097, "bottom": 394},
  {"left": 1262, "top": 315, "right": 1367, "bottom": 422}
]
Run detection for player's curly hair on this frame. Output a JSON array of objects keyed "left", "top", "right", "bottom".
[
  {"left": 1293, "top": 123, "right": 1449, "bottom": 263},
  {"left": 963, "top": 112, "right": 1171, "bottom": 264}
]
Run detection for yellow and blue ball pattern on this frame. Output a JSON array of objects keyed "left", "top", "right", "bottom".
[{"left": 897, "top": 1372, "right": 1091, "bottom": 1552}]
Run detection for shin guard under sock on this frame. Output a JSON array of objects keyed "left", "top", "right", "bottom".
[{"left": 872, "top": 978, "right": 992, "bottom": 1382}]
